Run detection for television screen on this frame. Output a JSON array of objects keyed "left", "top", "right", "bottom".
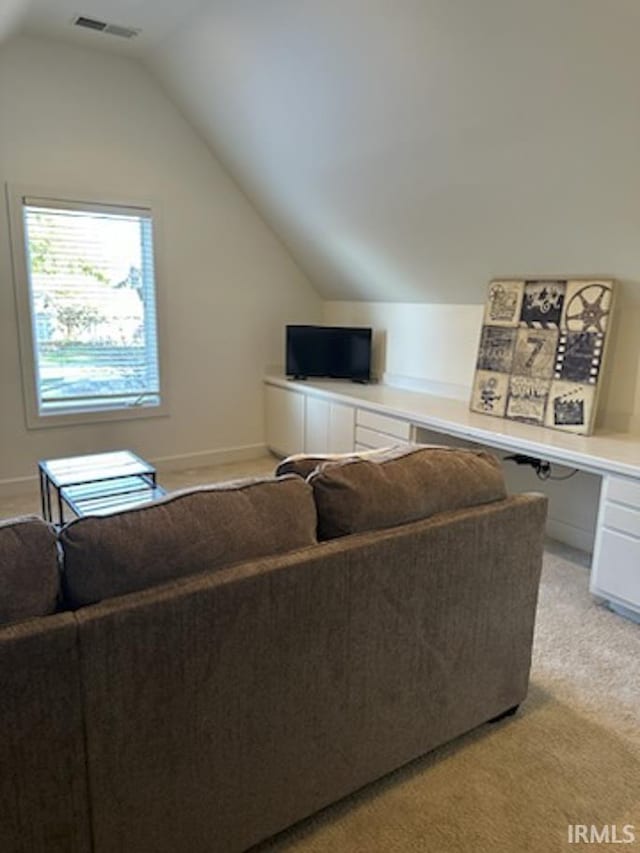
[{"left": 286, "top": 325, "right": 372, "bottom": 382}]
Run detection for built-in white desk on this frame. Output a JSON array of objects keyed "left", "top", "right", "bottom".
[{"left": 264, "top": 374, "right": 640, "bottom": 621}]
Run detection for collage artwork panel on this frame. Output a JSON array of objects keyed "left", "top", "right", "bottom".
[{"left": 470, "top": 279, "right": 614, "bottom": 435}]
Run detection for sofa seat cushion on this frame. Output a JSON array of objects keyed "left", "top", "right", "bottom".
[
  {"left": 0, "top": 516, "right": 60, "bottom": 626},
  {"left": 61, "top": 476, "right": 318, "bottom": 608},
  {"left": 308, "top": 445, "right": 507, "bottom": 539}
]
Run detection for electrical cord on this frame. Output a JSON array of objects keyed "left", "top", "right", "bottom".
[
  {"left": 545, "top": 468, "right": 580, "bottom": 482},
  {"left": 503, "top": 454, "right": 579, "bottom": 482}
]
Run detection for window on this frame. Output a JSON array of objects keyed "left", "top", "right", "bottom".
[{"left": 9, "top": 189, "right": 166, "bottom": 426}]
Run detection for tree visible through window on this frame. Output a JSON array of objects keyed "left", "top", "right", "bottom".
[{"left": 19, "top": 198, "right": 161, "bottom": 418}]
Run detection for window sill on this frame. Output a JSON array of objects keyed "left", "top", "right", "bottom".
[{"left": 25, "top": 401, "right": 170, "bottom": 430}]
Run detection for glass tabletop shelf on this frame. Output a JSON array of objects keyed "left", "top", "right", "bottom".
[{"left": 38, "top": 450, "right": 165, "bottom": 524}]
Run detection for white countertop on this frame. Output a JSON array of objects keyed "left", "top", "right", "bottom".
[{"left": 265, "top": 374, "right": 640, "bottom": 480}]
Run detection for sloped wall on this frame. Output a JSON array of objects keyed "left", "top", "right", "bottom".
[
  {"left": 153, "top": 0, "right": 640, "bottom": 442},
  {"left": 154, "top": 0, "right": 640, "bottom": 308},
  {"left": 0, "top": 35, "right": 321, "bottom": 486}
]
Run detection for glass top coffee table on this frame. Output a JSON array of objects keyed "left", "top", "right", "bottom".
[{"left": 38, "top": 450, "right": 166, "bottom": 525}]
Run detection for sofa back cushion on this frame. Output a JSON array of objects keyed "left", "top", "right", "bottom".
[
  {"left": 308, "top": 445, "right": 507, "bottom": 539},
  {"left": 275, "top": 448, "right": 388, "bottom": 480},
  {"left": 0, "top": 516, "right": 60, "bottom": 626},
  {"left": 61, "top": 476, "right": 318, "bottom": 607}
]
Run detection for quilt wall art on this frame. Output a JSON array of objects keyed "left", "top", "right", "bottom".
[{"left": 470, "top": 279, "right": 615, "bottom": 435}]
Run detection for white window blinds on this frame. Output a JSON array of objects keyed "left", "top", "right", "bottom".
[{"left": 21, "top": 197, "right": 161, "bottom": 416}]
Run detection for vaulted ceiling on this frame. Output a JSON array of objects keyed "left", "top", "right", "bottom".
[
  {"left": 6, "top": 1, "right": 640, "bottom": 304},
  {"left": 1, "top": 0, "right": 206, "bottom": 50}
]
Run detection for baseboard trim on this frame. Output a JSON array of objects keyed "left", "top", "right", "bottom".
[
  {"left": 0, "top": 444, "right": 270, "bottom": 499},
  {"left": 0, "top": 473, "right": 40, "bottom": 499},
  {"left": 152, "top": 444, "right": 269, "bottom": 473},
  {"left": 546, "top": 518, "right": 594, "bottom": 554}
]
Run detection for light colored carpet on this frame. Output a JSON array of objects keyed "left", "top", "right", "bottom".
[{"left": 252, "top": 541, "right": 640, "bottom": 853}]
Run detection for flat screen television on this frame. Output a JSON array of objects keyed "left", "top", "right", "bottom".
[{"left": 286, "top": 325, "right": 372, "bottom": 382}]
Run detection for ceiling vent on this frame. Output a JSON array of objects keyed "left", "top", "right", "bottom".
[{"left": 72, "top": 15, "right": 141, "bottom": 39}]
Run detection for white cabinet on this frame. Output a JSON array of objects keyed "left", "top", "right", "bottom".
[
  {"left": 591, "top": 474, "right": 640, "bottom": 620},
  {"left": 265, "top": 384, "right": 305, "bottom": 457},
  {"left": 354, "top": 408, "right": 412, "bottom": 451},
  {"left": 329, "top": 402, "right": 356, "bottom": 453},
  {"left": 304, "top": 396, "right": 355, "bottom": 453},
  {"left": 265, "top": 384, "right": 355, "bottom": 457},
  {"left": 304, "top": 396, "right": 330, "bottom": 453}
]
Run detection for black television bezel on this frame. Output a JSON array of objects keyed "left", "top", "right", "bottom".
[{"left": 285, "top": 324, "right": 372, "bottom": 382}]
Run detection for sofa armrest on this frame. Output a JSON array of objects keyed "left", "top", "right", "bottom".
[{"left": 0, "top": 613, "right": 91, "bottom": 853}]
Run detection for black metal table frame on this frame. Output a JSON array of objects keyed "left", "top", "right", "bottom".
[{"left": 38, "top": 453, "right": 160, "bottom": 526}]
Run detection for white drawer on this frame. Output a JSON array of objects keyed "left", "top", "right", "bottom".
[
  {"left": 603, "top": 502, "right": 640, "bottom": 539},
  {"left": 592, "top": 528, "right": 640, "bottom": 607},
  {"left": 604, "top": 475, "right": 640, "bottom": 510},
  {"left": 356, "top": 409, "right": 411, "bottom": 440},
  {"left": 354, "top": 425, "right": 409, "bottom": 450}
]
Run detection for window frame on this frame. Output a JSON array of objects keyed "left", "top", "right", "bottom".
[{"left": 7, "top": 184, "right": 169, "bottom": 429}]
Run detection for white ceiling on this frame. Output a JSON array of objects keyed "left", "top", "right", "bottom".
[
  {"left": 0, "top": 0, "right": 26, "bottom": 40},
  {"left": 6, "top": 1, "right": 640, "bottom": 304},
  {"left": 5, "top": 0, "right": 207, "bottom": 52},
  {"left": 151, "top": 0, "right": 640, "bottom": 302}
]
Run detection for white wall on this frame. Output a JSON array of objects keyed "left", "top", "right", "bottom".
[
  {"left": 324, "top": 302, "right": 482, "bottom": 399},
  {"left": 0, "top": 35, "right": 322, "bottom": 487},
  {"left": 324, "top": 298, "right": 640, "bottom": 434}
]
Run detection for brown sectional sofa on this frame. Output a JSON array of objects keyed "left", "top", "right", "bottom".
[{"left": 0, "top": 447, "right": 548, "bottom": 853}]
